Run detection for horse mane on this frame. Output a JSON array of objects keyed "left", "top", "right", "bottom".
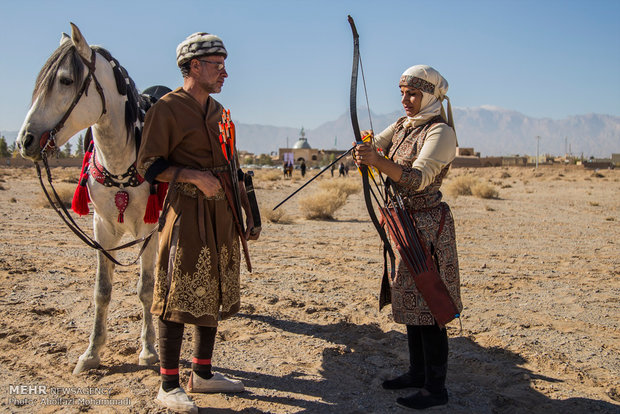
[
  {"left": 91, "top": 46, "right": 145, "bottom": 145},
  {"left": 32, "top": 41, "right": 85, "bottom": 105},
  {"left": 32, "top": 40, "right": 146, "bottom": 150}
]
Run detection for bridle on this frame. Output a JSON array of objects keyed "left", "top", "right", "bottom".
[
  {"left": 39, "top": 48, "right": 107, "bottom": 152},
  {"left": 34, "top": 47, "right": 155, "bottom": 267}
]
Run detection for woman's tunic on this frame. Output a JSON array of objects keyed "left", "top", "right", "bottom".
[{"left": 376, "top": 116, "right": 463, "bottom": 325}]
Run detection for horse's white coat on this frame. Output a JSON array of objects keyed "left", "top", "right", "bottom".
[{"left": 17, "top": 23, "right": 159, "bottom": 374}]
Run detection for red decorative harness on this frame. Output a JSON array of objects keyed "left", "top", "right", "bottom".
[{"left": 73, "top": 138, "right": 165, "bottom": 224}]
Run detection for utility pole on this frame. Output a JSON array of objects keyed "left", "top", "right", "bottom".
[{"left": 535, "top": 136, "right": 541, "bottom": 168}]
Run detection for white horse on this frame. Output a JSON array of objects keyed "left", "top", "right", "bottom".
[{"left": 17, "top": 23, "right": 159, "bottom": 374}]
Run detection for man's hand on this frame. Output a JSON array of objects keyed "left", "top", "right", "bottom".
[
  {"left": 191, "top": 170, "right": 222, "bottom": 198},
  {"left": 245, "top": 215, "right": 261, "bottom": 240}
]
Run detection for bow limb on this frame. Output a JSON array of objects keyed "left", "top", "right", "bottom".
[
  {"left": 348, "top": 16, "right": 396, "bottom": 266},
  {"left": 348, "top": 15, "right": 395, "bottom": 309}
]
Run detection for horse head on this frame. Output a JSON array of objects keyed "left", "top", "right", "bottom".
[{"left": 17, "top": 23, "right": 132, "bottom": 162}]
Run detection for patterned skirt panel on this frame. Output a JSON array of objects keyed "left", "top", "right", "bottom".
[{"left": 152, "top": 192, "right": 240, "bottom": 326}]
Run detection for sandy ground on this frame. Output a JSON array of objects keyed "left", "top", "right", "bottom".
[{"left": 0, "top": 164, "right": 618, "bottom": 414}]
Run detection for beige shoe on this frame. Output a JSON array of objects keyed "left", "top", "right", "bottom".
[
  {"left": 187, "top": 372, "right": 244, "bottom": 393},
  {"left": 155, "top": 385, "right": 198, "bottom": 413}
]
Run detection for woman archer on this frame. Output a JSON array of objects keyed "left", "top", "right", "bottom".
[{"left": 354, "top": 65, "right": 463, "bottom": 410}]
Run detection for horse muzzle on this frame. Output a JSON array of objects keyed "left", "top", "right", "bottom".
[{"left": 17, "top": 129, "right": 52, "bottom": 161}]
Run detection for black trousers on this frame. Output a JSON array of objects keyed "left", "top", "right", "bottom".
[
  {"left": 407, "top": 324, "right": 448, "bottom": 394},
  {"left": 158, "top": 317, "right": 217, "bottom": 382}
]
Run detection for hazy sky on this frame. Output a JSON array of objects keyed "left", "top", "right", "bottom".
[{"left": 1, "top": 0, "right": 619, "bottom": 132}]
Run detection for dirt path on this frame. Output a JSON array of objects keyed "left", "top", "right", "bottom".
[{"left": 0, "top": 165, "right": 618, "bottom": 413}]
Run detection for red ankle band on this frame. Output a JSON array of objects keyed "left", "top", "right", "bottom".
[
  {"left": 160, "top": 367, "right": 179, "bottom": 375},
  {"left": 192, "top": 358, "right": 212, "bottom": 365}
]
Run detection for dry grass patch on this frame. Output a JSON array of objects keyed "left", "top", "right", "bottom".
[
  {"left": 471, "top": 182, "right": 499, "bottom": 199},
  {"left": 444, "top": 175, "right": 478, "bottom": 197},
  {"left": 262, "top": 207, "right": 293, "bottom": 224},
  {"left": 253, "top": 169, "right": 282, "bottom": 182},
  {"left": 34, "top": 183, "right": 74, "bottom": 209},
  {"left": 444, "top": 175, "right": 499, "bottom": 199},
  {"left": 298, "top": 189, "right": 347, "bottom": 220},
  {"left": 318, "top": 179, "right": 361, "bottom": 196}
]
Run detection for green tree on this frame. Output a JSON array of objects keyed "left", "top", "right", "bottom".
[
  {"left": 60, "top": 142, "right": 73, "bottom": 158},
  {"left": 0, "top": 136, "right": 9, "bottom": 158},
  {"left": 75, "top": 134, "right": 85, "bottom": 159},
  {"left": 258, "top": 154, "right": 273, "bottom": 166}
]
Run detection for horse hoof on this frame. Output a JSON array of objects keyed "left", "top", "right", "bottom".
[
  {"left": 138, "top": 349, "right": 159, "bottom": 366},
  {"left": 73, "top": 355, "right": 100, "bottom": 375}
]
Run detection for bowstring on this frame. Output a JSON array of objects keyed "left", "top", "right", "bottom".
[
  {"left": 358, "top": 51, "right": 389, "bottom": 204},
  {"left": 358, "top": 54, "right": 375, "bottom": 143}
]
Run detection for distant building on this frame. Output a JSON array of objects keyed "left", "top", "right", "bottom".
[{"left": 277, "top": 127, "right": 347, "bottom": 166}]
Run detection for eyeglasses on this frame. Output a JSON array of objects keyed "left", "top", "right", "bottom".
[{"left": 198, "top": 59, "right": 226, "bottom": 71}]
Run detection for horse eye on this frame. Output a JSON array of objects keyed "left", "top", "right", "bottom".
[{"left": 59, "top": 77, "right": 74, "bottom": 86}]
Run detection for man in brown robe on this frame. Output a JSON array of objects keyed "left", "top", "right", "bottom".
[{"left": 137, "top": 32, "right": 260, "bottom": 414}]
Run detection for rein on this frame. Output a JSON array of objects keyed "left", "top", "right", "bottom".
[
  {"left": 34, "top": 47, "right": 156, "bottom": 267},
  {"left": 35, "top": 152, "right": 156, "bottom": 267},
  {"left": 40, "top": 49, "right": 107, "bottom": 152}
]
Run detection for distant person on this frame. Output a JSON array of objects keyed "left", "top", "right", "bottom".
[
  {"left": 330, "top": 163, "right": 335, "bottom": 177},
  {"left": 354, "top": 65, "right": 462, "bottom": 410},
  {"left": 344, "top": 164, "right": 349, "bottom": 176},
  {"left": 339, "top": 162, "right": 345, "bottom": 177},
  {"left": 283, "top": 161, "right": 288, "bottom": 178},
  {"left": 300, "top": 160, "right": 306, "bottom": 177}
]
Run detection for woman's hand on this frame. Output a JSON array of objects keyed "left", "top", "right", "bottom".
[
  {"left": 360, "top": 130, "right": 373, "bottom": 140},
  {"left": 354, "top": 141, "right": 381, "bottom": 167}
]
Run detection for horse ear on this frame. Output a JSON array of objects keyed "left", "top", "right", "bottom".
[
  {"left": 70, "top": 22, "right": 92, "bottom": 61},
  {"left": 60, "top": 32, "right": 70, "bottom": 46}
]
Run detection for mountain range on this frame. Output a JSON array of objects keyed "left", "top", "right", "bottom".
[
  {"left": 236, "top": 107, "right": 620, "bottom": 158},
  {"left": 3, "top": 106, "right": 619, "bottom": 158}
]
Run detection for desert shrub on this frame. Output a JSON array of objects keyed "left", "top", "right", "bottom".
[
  {"left": 471, "top": 182, "right": 499, "bottom": 199},
  {"left": 9, "top": 197, "right": 16, "bottom": 203},
  {"left": 262, "top": 207, "right": 293, "bottom": 224},
  {"left": 444, "top": 175, "right": 477, "bottom": 197},
  {"left": 298, "top": 189, "right": 347, "bottom": 220},
  {"left": 254, "top": 169, "right": 282, "bottom": 182},
  {"left": 318, "top": 179, "right": 361, "bottom": 196},
  {"left": 591, "top": 172, "right": 604, "bottom": 178},
  {"left": 444, "top": 175, "right": 499, "bottom": 199},
  {"left": 0, "top": 184, "right": 5, "bottom": 190},
  {"left": 35, "top": 184, "right": 74, "bottom": 209},
  {"left": 500, "top": 171, "right": 511, "bottom": 179}
]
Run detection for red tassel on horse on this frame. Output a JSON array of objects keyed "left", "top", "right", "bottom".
[
  {"left": 143, "top": 185, "right": 159, "bottom": 224},
  {"left": 72, "top": 177, "right": 90, "bottom": 216},
  {"left": 72, "top": 148, "right": 92, "bottom": 216}
]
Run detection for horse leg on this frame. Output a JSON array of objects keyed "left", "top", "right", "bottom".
[
  {"left": 74, "top": 218, "right": 117, "bottom": 374},
  {"left": 137, "top": 234, "right": 158, "bottom": 366}
]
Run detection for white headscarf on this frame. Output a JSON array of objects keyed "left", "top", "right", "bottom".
[{"left": 399, "top": 65, "right": 454, "bottom": 130}]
